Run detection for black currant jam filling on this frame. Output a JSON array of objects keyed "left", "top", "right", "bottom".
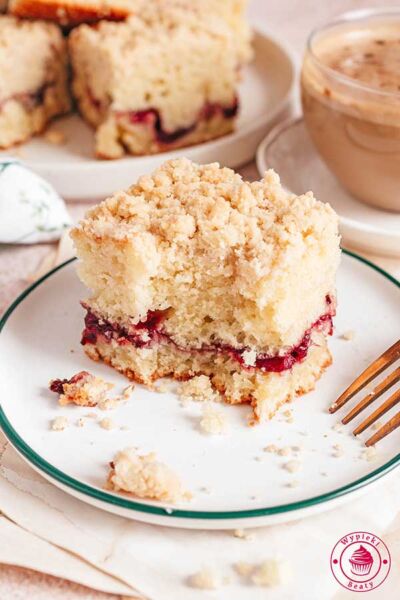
[
  {"left": 112, "top": 97, "right": 239, "bottom": 145},
  {"left": 81, "top": 296, "right": 335, "bottom": 374}
]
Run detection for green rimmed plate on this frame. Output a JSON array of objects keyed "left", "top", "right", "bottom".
[{"left": 0, "top": 250, "right": 399, "bottom": 529}]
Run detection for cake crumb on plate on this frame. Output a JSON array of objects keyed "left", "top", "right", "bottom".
[
  {"left": 361, "top": 446, "right": 378, "bottom": 462},
  {"left": 200, "top": 405, "right": 226, "bottom": 434},
  {"left": 282, "top": 460, "right": 301, "bottom": 473},
  {"left": 51, "top": 416, "right": 68, "bottom": 431},
  {"left": 107, "top": 448, "right": 191, "bottom": 502},
  {"left": 49, "top": 371, "right": 113, "bottom": 407},
  {"left": 99, "top": 417, "right": 115, "bottom": 430}
]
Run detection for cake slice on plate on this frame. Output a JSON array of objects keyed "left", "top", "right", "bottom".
[
  {"left": 71, "top": 159, "right": 340, "bottom": 422},
  {"left": 0, "top": 15, "right": 70, "bottom": 149},
  {"left": 69, "top": 5, "right": 244, "bottom": 158}
]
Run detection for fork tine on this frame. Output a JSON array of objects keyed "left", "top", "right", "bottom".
[
  {"left": 353, "top": 388, "right": 400, "bottom": 435},
  {"left": 341, "top": 366, "right": 400, "bottom": 424},
  {"left": 329, "top": 339, "right": 400, "bottom": 414},
  {"left": 365, "top": 411, "right": 400, "bottom": 447}
]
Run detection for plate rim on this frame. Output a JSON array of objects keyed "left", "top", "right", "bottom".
[
  {"left": 256, "top": 116, "right": 400, "bottom": 242},
  {"left": 0, "top": 250, "right": 399, "bottom": 521},
  {"left": 15, "top": 26, "right": 297, "bottom": 173}
]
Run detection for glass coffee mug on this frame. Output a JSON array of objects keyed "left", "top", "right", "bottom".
[{"left": 301, "top": 9, "right": 400, "bottom": 213}]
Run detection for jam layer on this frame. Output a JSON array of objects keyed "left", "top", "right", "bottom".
[
  {"left": 81, "top": 300, "right": 334, "bottom": 374},
  {"left": 86, "top": 92, "right": 239, "bottom": 145}
]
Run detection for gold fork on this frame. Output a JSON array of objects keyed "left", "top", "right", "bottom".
[{"left": 329, "top": 339, "right": 400, "bottom": 447}]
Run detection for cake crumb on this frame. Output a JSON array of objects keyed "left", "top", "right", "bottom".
[
  {"left": 107, "top": 448, "right": 191, "bottom": 502},
  {"left": 99, "top": 417, "right": 115, "bottom": 430},
  {"left": 283, "top": 409, "right": 294, "bottom": 423},
  {"left": 200, "top": 405, "right": 226, "bottom": 435},
  {"left": 179, "top": 375, "right": 218, "bottom": 403},
  {"left": 233, "top": 528, "right": 253, "bottom": 540},
  {"left": 251, "top": 559, "right": 291, "bottom": 587},
  {"left": 372, "top": 421, "right": 383, "bottom": 431},
  {"left": 98, "top": 398, "right": 120, "bottom": 411},
  {"left": 233, "top": 562, "right": 254, "bottom": 577},
  {"left": 49, "top": 371, "right": 113, "bottom": 407},
  {"left": 44, "top": 129, "right": 66, "bottom": 145},
  {"left": 283, "top": 460, "right": 301, "bottom": 473},
  {"left": 361, "top": 446, "right": 378, "bottom": 462},
  {"left": 332, "top": 443, "right": 344, "bottom": 458},
  {"left": 199, "top": 486, "right": 211, "bottom": 494},
  {"left": 187, "top": 568, "right": 219, "bottom": 590},
  {"left": 341, "top": 330, "right": 355, "bottom": 341},
  {"left": 277, "top": 446, "right": 291, "bottom": 457},
  {"left": 51, "top": 416, "right": 68, "bottom": 431},
  {"left": 286, "top": 480, "right": 299, "bottom": 488},
  {"left": 264, "top": 444, "right": 279, "bottom": 454},
  {"left": 76, "top": 418, "right": 85, "bottom": 428}
]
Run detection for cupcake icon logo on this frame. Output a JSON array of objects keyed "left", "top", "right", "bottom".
[
  {"left": 330, "top": 531, "right": 391, "bottom": 592},
  {"left": 349, "top": 545, "right": 374, "bottom": 576}
]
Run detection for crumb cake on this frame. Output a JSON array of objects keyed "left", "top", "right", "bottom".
[
  {"left": 9, "top": 0, "right": 132, "bottom": 25},
  {"left": 0, "top": 15, "right": 70, "bottom": 149},
  {"left": 69, "top": 7, "right": 243, "bottom": 158},
  {"left": 71, "top": 159, "right": 340, "bottom": 422}
]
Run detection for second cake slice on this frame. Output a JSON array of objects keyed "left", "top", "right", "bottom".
[{"left": 69, "top": 7, "right": 242, "bottom": 158}]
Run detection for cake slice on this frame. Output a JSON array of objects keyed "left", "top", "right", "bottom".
[
  {"left": 71, "top": 159, "right": 340, "bottom": 423},
  {"left": 69, "top": 8, "right": 242, "bottom": 158},
  {"left": 0, "top": 15, "right": 70, "bottom": 149}
]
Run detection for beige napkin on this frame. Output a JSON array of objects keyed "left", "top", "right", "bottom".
[
  {"left": 0, "top": 432, "right": 399, "bottom": 600},
  {"left": 0, "top": 515, "right": 134, "bottom": 597}
]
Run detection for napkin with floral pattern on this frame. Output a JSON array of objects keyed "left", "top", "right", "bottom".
[{"left": 0, "top": 158, "right": 71, "bottom": 244}]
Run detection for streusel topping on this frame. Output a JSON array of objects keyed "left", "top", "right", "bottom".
[{"left": 72, "top": 159, "right": 340, "bottom": 352}]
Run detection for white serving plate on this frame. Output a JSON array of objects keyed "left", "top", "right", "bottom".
[
  {"left": 0, "top": 29, "right": 296, "bottom": 202},
  {"left": 256, "top": 117, "right": 400, "bottom": 258},
  {"left": 0, "top": 251, "right": 399, "bottom": 529}
]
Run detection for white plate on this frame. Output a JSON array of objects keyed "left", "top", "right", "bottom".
[
  {"left": 0, "top": 251, "right": 399, "bottom": 529},
  {"left": 256, "top": 117, "right": 400, "bottom": 258},
  {"left": 0, "top": 29, "right": 296, "bottom": 202}
]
